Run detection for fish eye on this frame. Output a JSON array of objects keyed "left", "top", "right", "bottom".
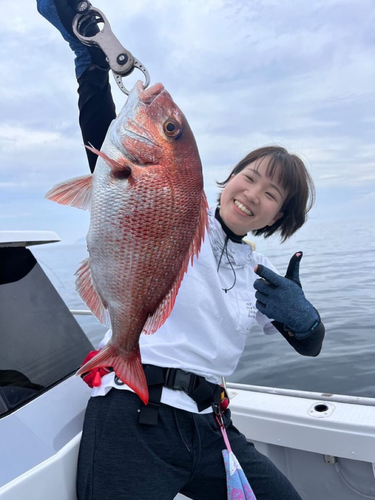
[{"left": 163, "top": 119, "right": 182, "bottom": 138}]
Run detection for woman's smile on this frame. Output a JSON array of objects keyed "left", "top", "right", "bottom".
[
  {"left": 233, "top": 199, "right": 253, "bottom": 217},
  {"left": 219, "top": 156, "right": 287, "bottom": 235}
]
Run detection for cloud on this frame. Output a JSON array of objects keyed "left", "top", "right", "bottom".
[
  {"left": 0, "top": 125, "right": 62, "bottom": 150},
  {"left": 0, "top": 211, "right": 32, "bottom": 219},
  {"left": 1, "top": 0, "right": 374, "bottom": 242}
]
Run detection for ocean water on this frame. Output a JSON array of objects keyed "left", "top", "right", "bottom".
[{"left": 31, "top": 216, "right": 375, "bottom": 399}]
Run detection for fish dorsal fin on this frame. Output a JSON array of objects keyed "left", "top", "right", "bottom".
[
  {"left": 188, "top": 191, "right": 209, "bottom": 265},
  {"left": 45, "top": 175, "right": 92, "bottom": 210},
  {"left": 75, "top": 258, "right": 110, "bottom": 326},
  {"left": 142, "top": 280, "right": 180, "bottom": 335},
  {"left": 143, "top": 192, "right": 209, "bottom": 335}
]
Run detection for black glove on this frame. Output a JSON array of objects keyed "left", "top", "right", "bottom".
[
  {"left": 37, "top": 0, "right": 109, "bottom": 77},
  {"left": 254, "top": 252, "right": 320, "bottom": 339}
]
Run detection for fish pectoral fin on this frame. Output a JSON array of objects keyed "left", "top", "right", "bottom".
[
  {"left": 76, "top": 344, "right": 149, "bottom": 405},
  {"left": 85, "top": 145, "right": 132, "bottom": 178},
  {"left": 45, "top": 175, "right": 92, "bottom": 210},
  {"left": 143, "top": 193, "right": 209, "bottom": 336},
  {"left": 75, "top": 258, "right": 110, "bottom": 326}
]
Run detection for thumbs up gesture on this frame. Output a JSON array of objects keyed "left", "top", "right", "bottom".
[{"left": 253, "top": 252, "right": 320, "bottom": 339}]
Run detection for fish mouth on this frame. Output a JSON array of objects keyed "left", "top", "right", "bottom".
[
  {"left": 137, "top": 81, "right": 165, "bottom": 104},
  {"left": 110, "top": 81, "right": 166, "bottom": 165}
]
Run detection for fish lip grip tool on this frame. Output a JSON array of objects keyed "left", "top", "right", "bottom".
[{"left": 72, "top": 4, "right": 151, "bottom": 95}]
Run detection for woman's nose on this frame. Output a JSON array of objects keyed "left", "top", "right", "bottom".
[{"left": 244, "top": 188, "right": 260, "bottom": 204}]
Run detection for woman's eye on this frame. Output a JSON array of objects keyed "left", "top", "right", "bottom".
[
  {"left": 266, "top": 192, "right": 276, "bottom": 200},
  {"left": 245, "top": 176, "right": 254, "bottom": 182}
]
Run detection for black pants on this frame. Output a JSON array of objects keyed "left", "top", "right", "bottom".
[{"left": 77, "top": 389, "right": 302, "bottom": 500}]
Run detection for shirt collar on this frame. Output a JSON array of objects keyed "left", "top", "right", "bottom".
[
  {"left": 208, "top": 207, "right": 253, "bottom": 268},
  {"left": 214, "top": 207, "right": 246, "bottom": 243}
]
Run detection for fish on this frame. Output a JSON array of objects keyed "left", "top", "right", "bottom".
[{"left": 45, "top": 81, "right": 208, "bottom": 405}]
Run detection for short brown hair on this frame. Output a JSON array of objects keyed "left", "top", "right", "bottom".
[{"left": 217, "top": 146, "right": 315, "bottom": 241}]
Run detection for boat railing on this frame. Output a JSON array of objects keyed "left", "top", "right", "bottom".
[
  {"left": 69, "top": 310, "right": 375, "bottom": 408},
  {"left": 227, "top": 382, "right": 375, "bottom": 407},
  {"left": 70, "top": 309, "right": 93, "bottom": 316}
]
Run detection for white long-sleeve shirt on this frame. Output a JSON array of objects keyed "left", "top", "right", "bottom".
[{"left": 92, "top": 207, "right": 278, "bottom": 412}]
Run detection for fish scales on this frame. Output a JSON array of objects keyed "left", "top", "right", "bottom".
[{"left": 46, "top": 81, "right": 208, "bottom": 404}]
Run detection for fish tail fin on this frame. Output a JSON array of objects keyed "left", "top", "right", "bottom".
[{"left": 76, "top": 345, "right": 149, "bottom": 405}]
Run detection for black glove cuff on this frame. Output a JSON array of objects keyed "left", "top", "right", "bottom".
[{"left": 285, "top": 308, "right": 321, "bottom": 339}]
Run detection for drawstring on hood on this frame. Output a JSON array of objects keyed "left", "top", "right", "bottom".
[
  {"left": 217, "top": 235, "right": 237, "bottom": 293},
  {"left": 214, "top": 207, "right": 245, "bottom": 293}
]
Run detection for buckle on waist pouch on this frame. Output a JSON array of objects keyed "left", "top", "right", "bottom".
[
  {"left": 139, "top": 365, "right": 225, "bottom": 426},
  {"left": 165, "top": 368, "right": 197, "bottom": 393}
]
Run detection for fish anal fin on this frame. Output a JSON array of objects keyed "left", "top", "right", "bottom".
[
  {"left": 75, "top": 258, "right": 109, "bottom": 326},
  {"left": 45, "top": 175, "right": 92, "bottom": 210},
  {"left": 76, "top": 344, "right": 149, "bottom": 405},
  {"left": 143, "top": 192, "right": 209, "bottom": 336}
]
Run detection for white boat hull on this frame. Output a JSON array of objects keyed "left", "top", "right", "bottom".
[{"left": 1, "top": 381, "right": 375, "bottom": 500}]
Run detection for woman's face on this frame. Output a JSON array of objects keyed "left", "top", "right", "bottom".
[{"left": 219, "top": 156, "right": 287, "bottom": 235}]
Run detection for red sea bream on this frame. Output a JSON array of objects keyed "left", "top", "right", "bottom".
[{"left": 46, "top": 81, "right": 208, "bottom": 404}]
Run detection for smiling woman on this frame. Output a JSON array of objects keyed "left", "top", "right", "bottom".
[
  {"left": 217, "top": 146, "right": 315, "bottom": 241},
  {"left": 218, "top": 156, "right": 286, "bottom": 236}
]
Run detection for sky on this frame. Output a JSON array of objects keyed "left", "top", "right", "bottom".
[{"left": 1, "top": 0, "right": 374, "bottom": 244}]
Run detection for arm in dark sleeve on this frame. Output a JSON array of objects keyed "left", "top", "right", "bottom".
[
  {"left": 77, "top": 67, "right": 116, "bottom": 173},
  {"left": 271, "top": 320, "right": 325, "bottom": 357},
  {"left": 37, "top": 0, "right": 116, "bottom": 172}
]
